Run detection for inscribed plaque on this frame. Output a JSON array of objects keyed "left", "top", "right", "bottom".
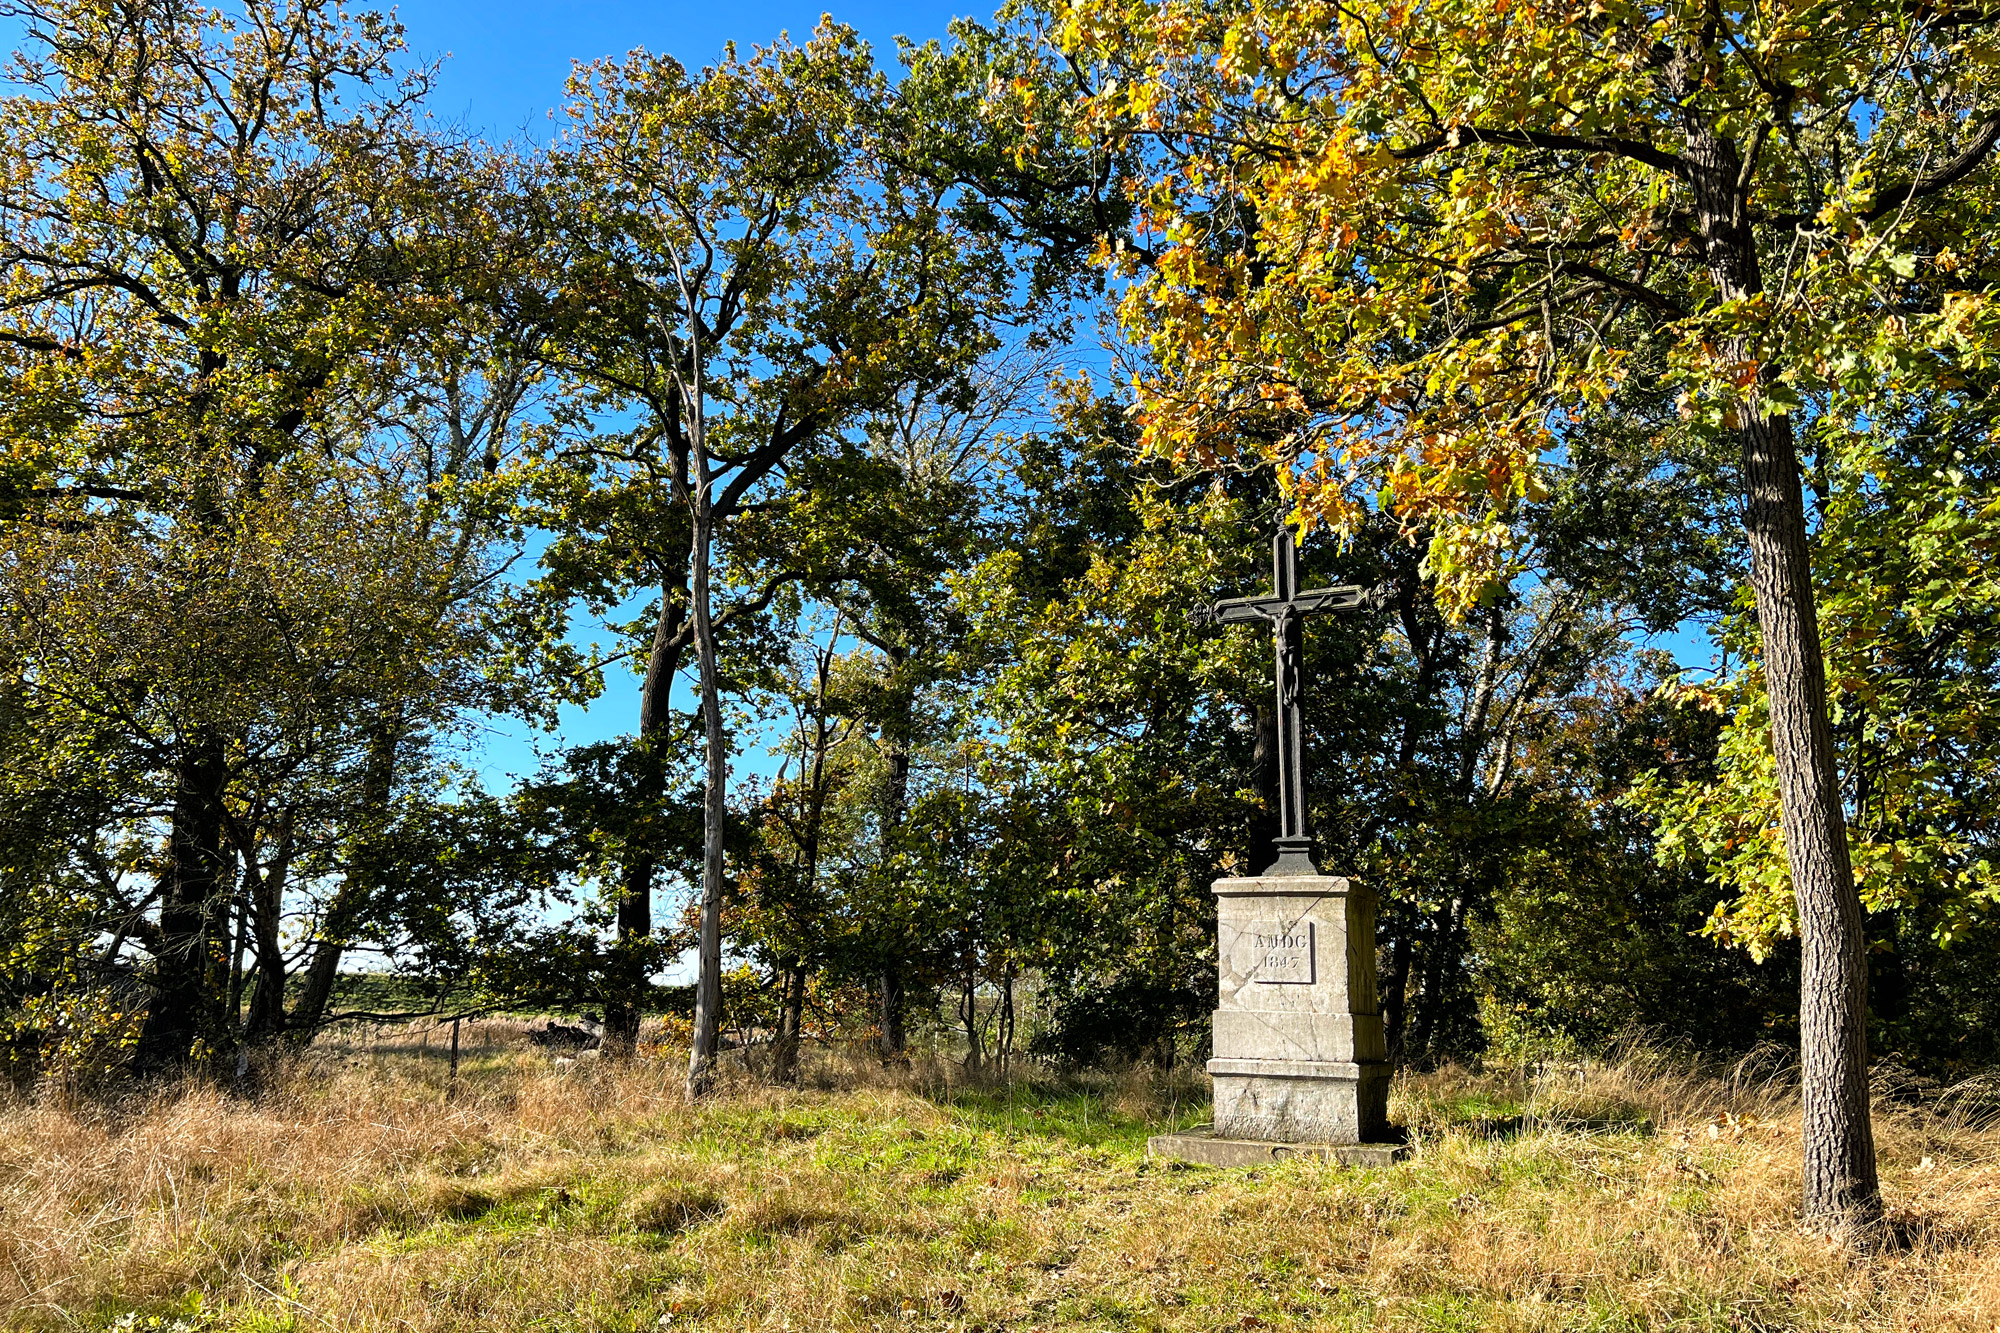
[{"left": 1236, "top": 921, "right": 1316, "bottom": 985}]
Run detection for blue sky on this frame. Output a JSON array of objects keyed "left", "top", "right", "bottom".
[
  {"left": 393, "top": 0, "right": 986, "bottom": 789},
  {"left": 315, "top": 0, "right": 1725, "bottom": 794},
  {"left": 396, "top": 0, "right": 976, "bottom": 142}
]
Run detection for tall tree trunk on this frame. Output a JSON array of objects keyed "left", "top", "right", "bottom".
[
  {"left": 136, "top": 733, "right": 234, "bottom": 1072},
  {"left": 1866, "top": 910, "right": 1906, "bottom": 1029},
  {"left": 227, "top": 849, "right": 248, "bottom": 1031},
  {"left": 1740, "top": 400, "right": 1879, "bottom": 1224},
  {"left": 1375, "top": 573, "right": 1434, "bottom": 1068},
  {"left": 1686, "top": 121, "right": 1879, "bottom": 1225},
  {"left": 1251, "top": 702, "right": 1278, "bottom": 868},
  {"left": 243, "top": 819, "right": 297, "bottom": 1042},
  {"left": 606, "top": 579, "right": 690, "bottom": 1059},
  {"left": 1459, "top": 603, "right": 1506, "bottom": 791},
  {"left": 1382, "top": 927, "right": 1412, "bottom": 1063},
  {"left": 289, "top": 720, "right": 400, "bottom": 1040},
  {"left": 686, "top": 449, "right": 728, "bottom": 1101},
  {"left": 998, "top": 962, "right": 1017, "bottom": 1074},
  {"left": 876, "top": 640, "right": 914, "bottom": 1060},
  {"left": 1402, "top": 603, "right": 1504, "bottom": 1064},
  {"left": 878, "top": 969, "right": 907, "bottom": 1061},
  {"left": 958, "top": 971, "right": 982, "bottom": 1071},
  {"left": 1407, "top": 894, "right": 1463, "bottom": 1064},
  {"left": 771, "top": 960, "right": 807, "bottom": 1084},
  {"left": 768, "top": 648, "right": 836, "bottom": 1085}
]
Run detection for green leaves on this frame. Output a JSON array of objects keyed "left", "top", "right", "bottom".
[
  {"left": 1631, "top": 416, "right": 2000, "bottom": 960},
  {"left": 1061, "top": 0, "right": 2000, "bottom": 615},
  {"left": 0, "top": 0, "right": 561, "bottom": 1069}
]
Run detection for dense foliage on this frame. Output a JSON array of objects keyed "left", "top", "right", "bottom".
[{"left": 3, "top": 0, "right": 2000, "bottom": 1209}]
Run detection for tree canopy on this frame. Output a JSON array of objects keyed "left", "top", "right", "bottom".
[{"left": 4, "top": 0, "right": 2000, "bottom": 1241}]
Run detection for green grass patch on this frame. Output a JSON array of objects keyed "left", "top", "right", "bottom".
[{"left": 4, "top": 1053, "right": 1977, "bottom": 1333}]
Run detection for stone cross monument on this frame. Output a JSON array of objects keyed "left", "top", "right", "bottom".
[{"left": 1151, "top": 530, "right": 1401, "bottom": 1166}]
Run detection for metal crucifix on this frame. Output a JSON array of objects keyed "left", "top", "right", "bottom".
[{"left": 1194, "top": 529, "right": 1383, "bottom": 876}]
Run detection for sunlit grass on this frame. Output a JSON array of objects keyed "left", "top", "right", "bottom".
[{"left": 2, "top": 1027, "right": 1995, "bottom": 1331}]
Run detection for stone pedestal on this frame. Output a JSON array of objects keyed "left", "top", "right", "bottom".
[{"left": 1204, "top": 875, "right": 1390, "bottom": 1144}]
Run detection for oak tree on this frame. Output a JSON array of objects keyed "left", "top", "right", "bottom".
[
  {"left": 1058, "top": 0, "right": 2000, "bottom": 1227},
  {"left": 546, "top": 22, "right": 1016, "bottom": 1091}
]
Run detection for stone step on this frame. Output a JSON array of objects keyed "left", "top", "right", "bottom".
[{"left": 1147, "top": 1125, "right": 1410, "bottom": 1170}]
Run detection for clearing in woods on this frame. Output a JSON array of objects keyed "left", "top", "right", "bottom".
[{"left": 2, "top": 1025, "right": 1996, "bottom": 1332}]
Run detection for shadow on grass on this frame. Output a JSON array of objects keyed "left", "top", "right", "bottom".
[
  {"left": 914, "top": 1067, "right": 1215, "bottom": 1152},
  {"left": 1450, "top": 1113, "right": 1658, "bottom": 1140}
]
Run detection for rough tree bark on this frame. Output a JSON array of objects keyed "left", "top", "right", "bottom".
[
  {"left": 134, "top": 733, "right": 234, "bottom": 1072},
  {"left": 1685, "top": 120, "right": 1880, "bottom": 1225},
  {"left": 1406, "top": 896, "right": 1466, "bottom": 1062}
]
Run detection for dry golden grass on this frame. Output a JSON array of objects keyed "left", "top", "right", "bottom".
[{"left": 2, "top": 1028, "right": 1997, "bottom": 1332}]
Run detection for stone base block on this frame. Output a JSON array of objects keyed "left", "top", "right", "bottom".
[
  {"left": 1209, "top": 1057, "right": 1391, "bottom": 1143},
  {"left": 1148, "top": 1125, "right": 1407, "bottom": 1169}
]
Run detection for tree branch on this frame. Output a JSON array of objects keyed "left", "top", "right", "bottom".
[
  {"left": 1763, "top": 111, "right": 2000, "bottom": 229},
  {"left": 1394, "top": 124, "right": 1688, "bottom": 177}
]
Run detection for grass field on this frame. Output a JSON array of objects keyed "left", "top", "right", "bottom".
[{"left": 2, "top": 1024, "right": 1997, "bottom": 1332}]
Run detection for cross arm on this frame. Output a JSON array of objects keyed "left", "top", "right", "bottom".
[
  {"left": 1189, "top": 584, "right": 1386, "bottom": 627},
  {"left": 1198, "top": 595, "right": 1283, "bottom": 626},
  {"left": 1288, "top": 585, "right": 1379, "bottom": 614}
]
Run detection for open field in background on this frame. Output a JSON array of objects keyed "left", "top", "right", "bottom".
[{"left": 2, "top": 1030, "right": 1999, "bottom": 1333}]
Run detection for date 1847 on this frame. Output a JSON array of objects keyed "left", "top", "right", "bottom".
[{"left": 1238, "top": 922, "right": 1315, "bottom": 985}]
